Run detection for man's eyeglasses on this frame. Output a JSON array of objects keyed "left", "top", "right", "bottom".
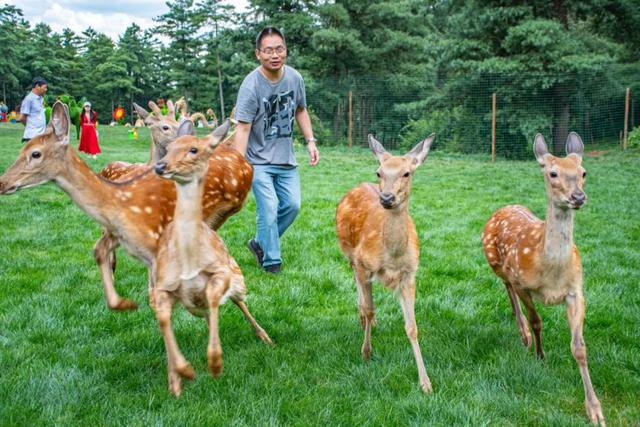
[{"left": 258, "top": 46, "right": 286, "bottom": 55}]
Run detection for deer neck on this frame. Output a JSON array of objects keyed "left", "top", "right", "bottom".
[
  {"left": 55, "top": 148, "right": 124, "bottom": 226},
  {"left": 173, "top": 174, "right": 205, "bottom": 241},
  {"left": 382, "top": 203, "right": 410, "bottom": 257},
  {"left": 541, "top": 200, "right": 575, "bottom": 265},
  {"left": 148, "top": 141, "right": 164, "bottom": 164}
]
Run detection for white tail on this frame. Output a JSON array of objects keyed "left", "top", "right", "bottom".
[
  {"left": 336, "top": 133, "right": 435, "bottom": 393},
  {"left": 482, "top": 133, "right": 604, "bottom": 425},
  {"left": 152, "top": 129, "right": 271, "bottom": 396}
]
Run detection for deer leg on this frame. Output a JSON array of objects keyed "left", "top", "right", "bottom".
[
  {"left": 399, "top": 281, "right": 432, "bottom": 393},
  {"left": 354, "top": 263, "right": 374, "bottom": 360},
  {"left": 504, "top": 282, "right": 532, "bottom": 348},
  {"left": 566, "top": 292, "right": 605, "bottom": 425},
  {"left": 154, "top": 290, "right": 194, "bottom": 397},
  {"left": 93, "top": 232, "right": 137, "bottom": 311},
  {"left": 205, "top": 272, "right": 231, "bottom": 378},
  {"left": 231, "top": 299, "right": 273, "bottom": 344},
  {"left": 516, "top": 289, "right": 544, "bottom": 358}
]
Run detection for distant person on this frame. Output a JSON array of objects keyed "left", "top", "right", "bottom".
[
  {"left": 78, "top": 101, "right": 101, "bottom": 159},
  {"left": 235, "top": 26, "right": 320, "bottom": 274},
  {"left": 18, "top": 77, "right": 48, "bottom": 142}
]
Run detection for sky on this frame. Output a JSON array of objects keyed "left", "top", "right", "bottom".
[{"left": 5, "top": 0, "right": 246, "bottom": 41}]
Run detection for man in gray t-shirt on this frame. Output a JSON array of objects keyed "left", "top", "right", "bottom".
[
  {"left": 235, "top": 27, "right": 320, "bottom": 274},
  {"left": 19, "top": 77, "right": 48, "bottom": 142}
]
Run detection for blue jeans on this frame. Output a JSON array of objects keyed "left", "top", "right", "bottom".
[{"left": 252, "top": 165, "right": 301, "bottom": 267}]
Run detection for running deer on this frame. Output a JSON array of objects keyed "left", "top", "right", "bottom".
[
  {"left": 0, "top": 102, "right": 253, "bottom": 312},
  {"left": 152, "top": 129, "right": 271, "bottom": 396},
  {"left": 336, "top": 134, "right": 435, "bottom": 393},
  {"left": 482, "top": 133, "right": 604, "bottom": 425}
]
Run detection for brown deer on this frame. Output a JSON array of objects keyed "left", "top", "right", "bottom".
[
  {"left": 152, "top": 127, "right": 271, "bottom": 396},
  {"left": 336, "top": 134, "right": 435, "bottom": 393},
  {"left": 482, "top": 133, "right": 604, "bottom": 425},
  {"left": 0, "top": 102, "right": 253, "bottom": 312}
]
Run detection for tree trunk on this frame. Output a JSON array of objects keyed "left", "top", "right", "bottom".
[{"left": 216, "top": 49, "right": 225, "bottom": 120}]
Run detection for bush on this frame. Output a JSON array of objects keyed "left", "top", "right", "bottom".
[{"left": 627, "top": 126, "right": 640, "bottom": 148}]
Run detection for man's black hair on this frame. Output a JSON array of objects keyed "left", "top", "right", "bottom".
[
  {"left": 255, "top": 27, "right": 286, "bottom": 49},
  {"left": 32, "top": 77, "right": 47, "bottom": 88}
]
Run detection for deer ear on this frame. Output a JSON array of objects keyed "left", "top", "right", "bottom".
[
  {"left": 49, "top": 101, "right": 70, "bottom": 144},
  {"left": 533, "top": 133, "right": 549, "bottom": 166},
  {"left": 133, "top": 102, "right": 149, "bottom": 120},
  {"left": 406, "top": 133, "right": 435, "bottom": 166},
  {"left": 565, "top": 132, "right": 584, "bottom": 162},
  {"left": 177, "top": 119, "right": 194, "bottom": 137},
  {"left": 368, "top": 134, "right": 390, "bottom": 163},
  {"left": 208, "top": 119, "right": 231, "bottom": 149}
]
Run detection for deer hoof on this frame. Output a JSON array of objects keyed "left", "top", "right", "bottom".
[
  {"left": 110, "top": 298, "right": 138, "bottom": 311},
  {"left": 208, "top": 348, "right": 223, "bottom": 378},
  {"left": 420, "top": 379, "right": 433, "bottom": 394},
  {"left": 255, "top": 328, "right": 273, "bottom": 345},
  {"left": 176, "top": 362, "right": 195, "bottom": 380},
  {"left": 361, "top": 343, "right": 371, "bottom": 360},
  {"left": 585, "top": 398, "right": 605, "bottom": 426},
  {"left": 168, "top": 371, "right": 182, "bottom": 397}
]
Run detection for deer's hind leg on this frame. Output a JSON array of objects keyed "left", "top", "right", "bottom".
[
  {"left": 515, "top": 288, "right": 544, "bottom": 358},
  {"left": 504, "top": 281, "right": 532, "bottom": 348},
  {"left": 232, "top": 299, "right": 273, "bottom": 344},
  {"left": 353, "top": 262, "right": 375, "bottom": 360},
  {"left": 93, "top": 232, "right": 137, "bottom": 311}
]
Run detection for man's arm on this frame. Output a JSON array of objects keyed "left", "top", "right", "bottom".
[
  {"left": 234, "top": 121, "right": 252, "bottom": 156},
  {"left": 18, "top": 113, "right": 27, "bottom": 125},
  {"left": 295, "top": 106, "right": 320, "bottom": 166}
]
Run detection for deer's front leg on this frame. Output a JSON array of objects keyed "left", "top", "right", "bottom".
[
  {"left": 155, "top": 289, "right": 194, "bottom": 397},
  {"left": 354, "top": 263, "right": 374, "bottom": 360},
  {"left": 566, "top": 291, "right": 605, "bottom": 425},
  {"left": 93, "top": 232, "right": 137, "bottom": 311},
  {"left": 205, "top": 272, "right": 231, "bottom": 378},
  {"left": 399, "top": 280, "right": 432, "bottom": 393}
]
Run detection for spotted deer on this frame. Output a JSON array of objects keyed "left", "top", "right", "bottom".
[
  {"left": 152, "top": 128, "right": 271, "bottom": 396},
  {"left": 0, "top": 102, "right": 253, "bottom": 312},
  {"left": 482, "top": 133, "right": 604, "bottom": 425},
  {"left": 336, "top": 134, "right": 435, "bottom": 393}
]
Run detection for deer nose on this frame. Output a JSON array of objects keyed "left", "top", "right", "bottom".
[
  {"left": 154, "top": 162, "right": 167, "bottom": 175},
  {"left": 379, "top": 192, "right": 395, "bottom": 208},
  {"left": 571, "top": 190, "right": 586, "bottom": 206}
]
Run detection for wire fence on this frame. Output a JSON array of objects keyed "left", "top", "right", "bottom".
[{"left": 306, "top": 73, "right": 639, "bottom": 159}]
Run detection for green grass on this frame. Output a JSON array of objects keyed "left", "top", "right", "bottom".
[{"left": 0, "top": 123, "right": 638, "bottom": 426}]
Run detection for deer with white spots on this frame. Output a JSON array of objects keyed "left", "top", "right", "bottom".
[
  {"left": 0, "top": 102, "right": 253, "bottom": 312},
  {"left": 482, "top": 133, "right": 604, "bottom": 425},
  {"left": 336, "top": 134, "right": 435, "bottom": 393},
  {"left": 152, "top": 125, "right": 271, "bottom": 396}
]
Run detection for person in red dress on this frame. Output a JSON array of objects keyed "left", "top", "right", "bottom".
[{"left": 78, "top": 101, "right": 101, "bottom": 159}]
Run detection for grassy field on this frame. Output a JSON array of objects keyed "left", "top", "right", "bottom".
[{"left": 0, "top": 123, "right": 638, "bottom": 426}]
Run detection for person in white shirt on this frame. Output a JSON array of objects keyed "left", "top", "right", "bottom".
[{"left": 19, "top": 77, "right": 48, "bottom": 143}]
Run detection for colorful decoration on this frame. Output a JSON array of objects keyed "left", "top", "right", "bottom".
[
  {"left": 113, "top": 106, "right": 125, "bottom": 121},
  {"left": 128, "top": 127, "right": 138, "bottom": 140}
]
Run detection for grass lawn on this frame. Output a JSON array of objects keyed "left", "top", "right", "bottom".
[{"left": 0, "top": 123, "right": 638, "bottom": 426}]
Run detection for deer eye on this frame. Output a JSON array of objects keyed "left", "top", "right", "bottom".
[
  {"left": 376, "top": 171, "right": 381, "bottom": 178},
  {"left": 162, "top": 125, "right": 170, "bottom": 131},
  {"left": 550, "top": 171, "right": 558, "bottom": 178},
  {"left": 189, "top": 147, "right": 198, "bottom": 154},
  {"left": 582, "top": 171, "right": 587, "bottom": 178},
  {"left": 31, "top": 151, "right": 41, "bottom": 159},
  {"left": 403, "top": 172, "right": 410, "bottom": 178}
]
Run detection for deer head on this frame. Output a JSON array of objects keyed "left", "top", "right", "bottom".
[
  {"left": 0, "top": 101, "right": 71, "bottom": 194},
  {"left": 534, "top": 133, "right": 587, "bottom": 210},
  {"left": 154, "top": 120, "right": 232, "bottom": 183},
  {"left": 134, "top": 100, "right": 194, "bottom": 159},
  {"left": 368, "top": 134, "right": 435, "bottom": 209}
]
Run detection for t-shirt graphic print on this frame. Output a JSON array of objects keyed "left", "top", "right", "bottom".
[{"left": 263, "top": 90, "right": 296, "bottom": 141}]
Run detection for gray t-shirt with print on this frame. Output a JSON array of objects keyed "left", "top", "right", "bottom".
[
  {"left": 20, "top": 91, "right": 46, "bottom": 139},
  {"left": 235, "top": 65, "right": 307, "bottom": 167}
]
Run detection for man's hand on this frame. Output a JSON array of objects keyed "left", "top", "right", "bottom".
[{"left": 307, "top": 141, "right": 320, "bottom": 166}]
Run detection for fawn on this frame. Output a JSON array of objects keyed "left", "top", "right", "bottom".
[
  {"left": 482, "top": 133, "right": 604, "bottom": 425},
  {"left": 336, "top": 134, "right": 435, "bottom": 393},
  {"left": 153, "top": 120, "right": 271, "bottom": 396}
]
